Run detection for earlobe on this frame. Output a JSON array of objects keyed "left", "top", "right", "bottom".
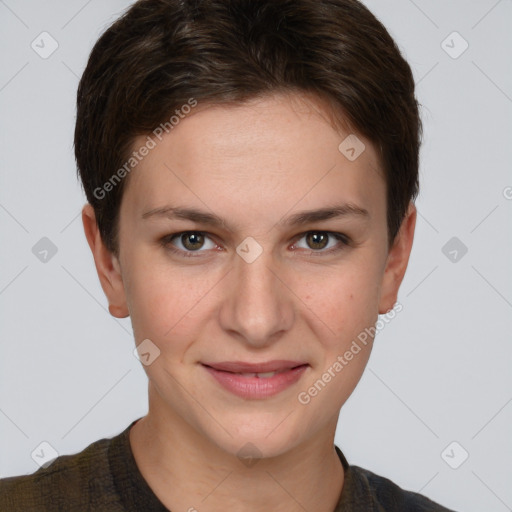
[
  {"left": 378, "top": 202, "right": 417, "bottom": 315},
  {"left": 108, "top": 304, "right": 129, "bottom": 317},
  {"left": 82, "top": 203, "right": 130, "bottom": 319}
]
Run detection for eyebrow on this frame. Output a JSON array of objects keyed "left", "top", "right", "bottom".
[{"left": 141, "top": 203, "right": 370, "bottom": 229}]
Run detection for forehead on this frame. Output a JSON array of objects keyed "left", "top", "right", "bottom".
[{"left": 121, "top": 92, "right": 385, "bottom": 229}]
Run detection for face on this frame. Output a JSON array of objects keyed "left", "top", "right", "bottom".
[{"left": 84, "top": 92, "right": 415, "bottom": 458}]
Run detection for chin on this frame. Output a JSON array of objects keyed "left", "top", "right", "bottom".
[{"left": 199, "top": 411, "right": 309, "bottom": 462}]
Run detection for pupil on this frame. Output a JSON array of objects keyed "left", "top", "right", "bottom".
[
  {"left": 308, "top": 232, "right": 327, "bottom": 250},
  {"left": 183, "top": 233, "right": 204, "bottom": 250}
]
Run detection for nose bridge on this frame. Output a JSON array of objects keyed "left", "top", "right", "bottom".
[{"left": 220, "top": 240, "right": 293, "bottom": 346}]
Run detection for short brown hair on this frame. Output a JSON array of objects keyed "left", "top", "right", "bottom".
[{"left": 75, "top": 0, "right": 422, "bottom": 256}]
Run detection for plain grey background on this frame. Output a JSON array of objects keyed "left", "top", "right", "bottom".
[{"left": 1, "top": 1, "right": 511, "bottom": 511}]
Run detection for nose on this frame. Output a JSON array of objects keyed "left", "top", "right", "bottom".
[{"left": 218, "top": 245, "right": 295, "bottom": 348}]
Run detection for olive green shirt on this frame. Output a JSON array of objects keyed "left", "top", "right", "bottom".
[{"left": 0, "top": 419, "right": 456, "bottom": 511}]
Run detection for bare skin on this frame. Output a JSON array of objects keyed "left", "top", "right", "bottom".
[{"left": 83, "top": 92, "right": 416, "bottom": 511}]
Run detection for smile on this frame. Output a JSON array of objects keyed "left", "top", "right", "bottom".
[{"left": 201, "top": 361, "right": 309, "bottom": 399}]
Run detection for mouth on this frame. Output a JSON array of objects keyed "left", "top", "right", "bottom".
[{"left": 201, "top": 360, "right": 309, "bottom": 399}]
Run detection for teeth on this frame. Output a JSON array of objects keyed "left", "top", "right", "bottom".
[
  {"left": 256, "top": 371, "right": 277, "bottom": 378},
  {"left": 238, "top": 371, "right": 279, "bottom": 378}
]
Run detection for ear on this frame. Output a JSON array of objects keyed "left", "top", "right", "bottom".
[
  {"left": 378, "top": 202, "right": 417, "bottom": 314},
  {"left": 82, "top": 203, "right": 129, "bottom": 318}
]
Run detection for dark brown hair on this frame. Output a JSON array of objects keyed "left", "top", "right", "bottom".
[{"left": 75, "top": 0, "right": 422, "bottom": 256}]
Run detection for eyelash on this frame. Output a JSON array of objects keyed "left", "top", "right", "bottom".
[{"left": 159, "top": 231, "right": 351, "bottom": 258}]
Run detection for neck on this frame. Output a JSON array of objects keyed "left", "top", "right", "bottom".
[{"left": 129, "top": 386, "right": 344, "bottom": 512}]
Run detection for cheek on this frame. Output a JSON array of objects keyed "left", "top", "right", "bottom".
[
  {"left": 296, "top": 260, "right": 381, "bottom": 343},
  {"left": 125, "top": 257, "right": 220, "bottom": 343}
]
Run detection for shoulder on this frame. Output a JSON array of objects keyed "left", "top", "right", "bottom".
[
  {"left": 0, "top": 434, "right": 122, "bottom": 512},
  {"left": 334, "top": 445, "right": 456, "bottom": 511},
  {"left": 349, "top": 464, "right": 456, "bottom": 511}
]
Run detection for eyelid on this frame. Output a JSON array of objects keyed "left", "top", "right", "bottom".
[
  {"left": 161, "top": 230, "right": 351, "bottom": 257},
  {"left": 161, "top": 231, "right": 219, "bottom": 256},
  {"left": 290, "top": 231, "right": 350, "bottom": 255}
]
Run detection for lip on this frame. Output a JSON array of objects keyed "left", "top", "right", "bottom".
[
  {"left": 201, "top": 360, "right": 309, "bottom": 399},
  {"left": 202, "top": 360, "right": 307, "bottom": 373}
]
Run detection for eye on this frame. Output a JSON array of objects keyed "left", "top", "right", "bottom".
[
  {"left": 160, "top": 230, "right": 351, "bottom": 258},
  {"left": 161, "top": 231, "right": 217, "bottom": 256},
  {"left": 292, "top": 231, "right": 350, "bottom": 254}
]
